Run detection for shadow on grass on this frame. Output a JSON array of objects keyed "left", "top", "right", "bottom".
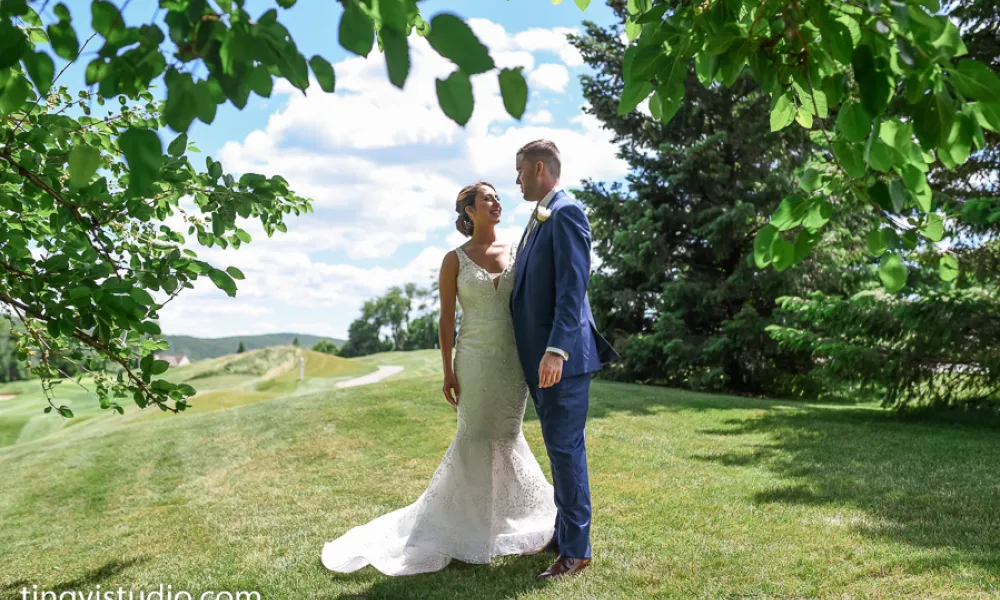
[
  {"left": 693, "top": 405, "right": 1000, "bottom": 577},
  {"left": 521, "top": 379, "right": 816, "bottom": 424},
  {"left": 327, "top": 555, "right": 554, "bottom": 600},
  {"left": 1, "top": 557, "right": 148, "bottom": 595}
]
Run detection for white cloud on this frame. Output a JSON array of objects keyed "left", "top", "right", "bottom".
[
  {"left": 514, "top": 28, "right": 584, "bottom": 67},
  {"left": 526, "top": 109, "right": 554, "bottom": 124},
  {"left": 529, "top": 64, "right": 571, "bottom": 93},
  {"left": 164, "top": 19, "right": 627, "bottom": 339}
]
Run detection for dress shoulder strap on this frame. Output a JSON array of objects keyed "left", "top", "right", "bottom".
[{"left": 455, "top": 246, "right": 472, "bottom": 271}]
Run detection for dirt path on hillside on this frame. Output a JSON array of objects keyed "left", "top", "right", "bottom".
[{"left": 335, "top": 366, "right": 404, "bottom": 389}]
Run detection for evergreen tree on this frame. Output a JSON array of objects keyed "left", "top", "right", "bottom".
[
  {"left": 292, "top": 337, "right": 300, "bottom": 348},
  {"left": 571, "top": 7, "right": 851, "bottom": 394},
  {"left": 237, "top": 342, "right": 246, "bottom": 354}
]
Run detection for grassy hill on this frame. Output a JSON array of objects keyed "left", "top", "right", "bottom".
[
  {"left": 163, "top": 333, "right": 346, "bottom": 361},
  {"left": 1, "top": 350, "right": 998, "bottom": 598}
]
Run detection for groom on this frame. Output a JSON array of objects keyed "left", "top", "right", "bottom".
[{"left": 511, "top": 140, "right": 620, "bottom": 580}]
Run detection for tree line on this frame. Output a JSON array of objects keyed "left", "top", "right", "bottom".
[{"left": 313, "top": 283, "right": 441, "bottom": 358}]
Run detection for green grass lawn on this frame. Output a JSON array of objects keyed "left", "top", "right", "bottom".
[{"left": 1, "top": 350, "right": 998, "bottom": 599}]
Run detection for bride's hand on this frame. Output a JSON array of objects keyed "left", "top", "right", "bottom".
[{"left": 442, "top": 372, "right": 460, "bottom": 407}]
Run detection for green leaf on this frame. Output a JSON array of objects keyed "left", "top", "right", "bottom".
[
  {"left": 793, "top": 229, "right": 820, "bottom": 262},
  {"left": 130, "top": 288, "right": 154, "bottom": 306},
  {"left": 167, "top": 133, "right": 188, "bottom": 157},
  {"left": 164, "top": 71, "right": 197, "bottom": 132},
  {"left": 27, "top": 27, "right": 48, "bottom": 43},
  {"left": 939, "top": 255, "right": 959, "bottom": 282},
  {"left": 68, "top": 146, "right": 101, "bottom": 189},
  {"left": 631, "top": 44, "right": 667, "bottom": 81},
  {"left": 931, "top": 20, "right": 967, "bottom": 59},
  {"left": 309, "top": 55, "right": 336, "bottom": 92},
  {"left": 119, "top": 128, "right": 162, "bottom": 196},
  {"left": 866, "top": 229, "right": 887, "bottom": 256},
  {"left": 235, "top": 229, "right": 252, "bottom": 243},
  {"left": 939, "top": 113, "right": 975, "bottom": 168},
  {"left": 704, "top": 23, "right": 742, "bottom": 56},
  {"left": 427, "top": 14, "right": 495, "bottom": 75},
  {"left": 209, "top": 268, "right": 238, "bottom": 297},
  {"left": 151, "top": 360, "right": 170, "bottom": 375},
  {"left": 278, "top": 50, "right": 310, "bottom": 91},
  {"left": 914, "top": 91, "right": 952, "bottom": 150},
  {"left": 21, "top": 8, "right": 43, "bottom": 26},
  {"left": 655, "top": 82, "right": 684, "bottom": 124},
  {"left": 0, "top": 75, "right": 31, "bottom": 117},
  {"left": 618, "top": 80, "right": 652, "bottom": 116},
  {"left": 696, "top": 52, "right": 719, "bottom": 87},
  {"left": 247, "top": 66, "right": 273, "bottom": 98},
  {"left": 339, "top": 0, "right": 374, "bottom": 57},
  {"left": 852, "top": 45, "right": 891, "bottom": 116},
  {"left": 754, "top": 224, "right": 779, "bottom": 268},
  {"left": 375, "top": 0, "right": 407, "bottom": 32},
  {"left": 975, "top": 102, "right": 1000, "bottom": 132},
  {"left": 879, "top": 254, "right": 908, "bottom": 293},
  {"left": 770, "top": 93, "right": 795, "bottom": 132},
  {"left": 625, "top": 19, "right": 641, "bottom": 42},
  {"left": 92, "top": 1, "right": 125, "bottom": 43},
  {"left": 22, "top": 51, "right": 54, "bottom": 96},
  {"left": 499, "top": 68, "right": 527, "bottom": 119},
  {"left": 950, "top": 60, "right": 1000, "bottom": 102},
  {"left": 0, "top": 19, "right": 30, "bottom": 69},
  {"left": 822, "top": 19, "right": 854, "bottom": 65},
  {"left": 889, "top": 179, "right": 908, "bottom": 212},
  {"left": 803, "top": 198, "right": 833, "bottom": 231},
  {"left": 57, "top": 406, "right": 74, "bottom": 418},
  {"left": 47, "top": 21, "right": 79, "bottom": 61},
  {"left": 867, "top": 139, "right": 896, "bottom": 173},
  {"left": 901, "top": 165, "right": 931, "bottom": 212},
  {"left": 575, "top": 0, "right": 591, "bottom": 9},
  {"left": 381, "top": 29, "right": 409, "bottom": 89},
  {"left": 226, "top": 266, "right": 246, "bottom": 280},
  {"left": 436, "top": 70, "right": 474, "bottom": 126},
  {"left": 835, "top": 101, "right": 870, "bottom": 143},
  {"left": 795, "top": 105, "right": 814, "bottom": 129},
  {"left": 799, "top": 168, "right": 821, "bottom": 193},
  {"left": 832, "top": 141, "right": 866, "bottom": 178},
  {"left": 278, "top": 0, "right": 296, "bottom": 6},
  {"left": 772, "top": 238, "right": 796, "bottom": 272},
  {"left": 921, "top": 213, "right": 944, "bottom": 242},
  {"left": 208, "top": 159, "right": 223, "bottom": 179},
  {"left": 772, "top": 195, "right": 811, "bottom": 231}
]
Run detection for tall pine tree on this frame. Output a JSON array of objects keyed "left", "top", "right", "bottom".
[{"left": 571, "top": 5, "right": 858, "bottom": 395}]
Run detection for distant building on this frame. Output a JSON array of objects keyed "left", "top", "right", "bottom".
[{"left": 156, "top": 354, "right": 191, "bottom": 368}]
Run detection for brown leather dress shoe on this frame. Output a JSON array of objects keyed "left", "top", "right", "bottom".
[{"left": 536, "top": 555, "right": 591, "bottom": 580}]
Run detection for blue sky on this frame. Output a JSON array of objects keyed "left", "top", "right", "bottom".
[{"left": 52, "top": 1, "right": 629, "bottom": 339}]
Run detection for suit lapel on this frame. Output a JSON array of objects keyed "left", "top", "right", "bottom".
[{"left": 513, "top": 191, "right": 566, "bottom": 300}]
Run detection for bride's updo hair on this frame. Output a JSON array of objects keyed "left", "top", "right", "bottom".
[{"left": 455, "top": 181, "right": 495, "bottom": 237}]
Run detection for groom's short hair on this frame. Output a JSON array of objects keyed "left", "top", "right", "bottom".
[{"left": 517, "top": 139, "right": 561, "bottom": 179}]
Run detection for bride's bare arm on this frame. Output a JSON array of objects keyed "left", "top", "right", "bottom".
[{"left": 439, "top": 251, "right": 460, "bottom": 407}]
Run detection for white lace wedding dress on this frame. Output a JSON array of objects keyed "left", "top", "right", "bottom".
[{"left": 321, "top": 245, "right": 557, "bottom": 576}]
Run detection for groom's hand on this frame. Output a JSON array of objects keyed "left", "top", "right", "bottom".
[{"left": 538, "top": 352, "right": 564, "bottom": 389}]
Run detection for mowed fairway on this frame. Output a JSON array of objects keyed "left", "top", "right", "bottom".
[{"left": 1, "top": 349, "right": 999, "bottom": 599}]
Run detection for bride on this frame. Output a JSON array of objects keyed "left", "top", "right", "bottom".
[{"left": 320, "top": 181, "right": 557, "bottom": 576}]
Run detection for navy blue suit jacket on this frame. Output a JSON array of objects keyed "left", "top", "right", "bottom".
[{"left": 511, "top": 191, "right": 620, "bottom": 385}]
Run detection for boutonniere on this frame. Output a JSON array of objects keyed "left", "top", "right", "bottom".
[{"left": 536, "top": 206, "right": 552, "bottom": 222}]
